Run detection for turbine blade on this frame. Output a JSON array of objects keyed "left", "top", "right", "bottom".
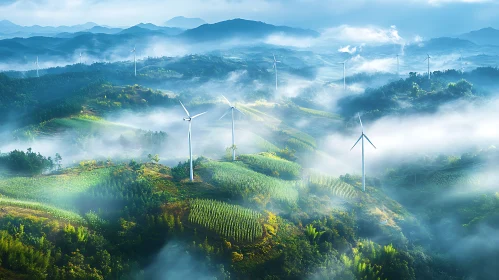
[
  {"left": 219, "top": 108, "right": 231, "bottom": 120},
  {"left": 234, "top": 107, "right": 246, "bottom": 116},
  {"left": 191, "top": 111, "right": 207, "bottom": 119},
  {"left": 363, "top": 134, "right": 377, "bottom": 149},
  {"left": 179, "top": 101, "right": 190, "bottom": 117},
  {"left": 222, "top": 95, "right": 232, "bottom": 107},
  {"left": 350, "top": 135, "right": 363, "bottom": 151},
  {"left": 358, "top": 114, "right": 363, "bottom": 131}
]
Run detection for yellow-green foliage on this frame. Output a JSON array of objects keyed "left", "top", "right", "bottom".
[
  {"left": 0, "top": 230, "right": 50, "bottom": 279},
  {"left": 285, "top": 138, "right": 315, "bottom": 152},
  {"left": 308, "top": 173, "right": 359, "bottom": 200},
  {"left": 188, "top": 199, "right": 263, "bottom": 243},
  {"left": 202, "top": 161, "right": 299, "bottom": 204},
  {"left": 275, "top": 124, "right": 317, "bottom": 149},
  {"left": 0, "top": 168, "right": 111, "bottom": 206},
  {"left": 238, "top": 153, "right": 301, "bottom": 180},
  {"left": 339, "top": 240, "right": 414, "bottom": 280},
  {"left": 0, "top": 197, "right": 86, "bottom": 224},
  {"left": 298, "top": 107, "right": 342, "bottom": 120},
  {"left": 232, "top": 251, "right": 244, "bottom": 262}
]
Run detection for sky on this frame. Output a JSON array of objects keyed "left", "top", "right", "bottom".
[{"left": 0, "top": 0, "right": 497, "bottom": 37}]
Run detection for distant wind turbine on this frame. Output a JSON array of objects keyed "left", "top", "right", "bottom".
[
  {"left": 219, "top": 95, "right": 245, "bottom": 161},
  {"left": 180, "top": 101, "right": 207, "bottom": 182},
  {"left": 338, "top": 61, "right": 346, "bottom": 90},
  {"left": 272, "top": 54, "right": 281, "bottom": 91},
  {"left": 131, "top": 45, "right": 136, "bottom": 77},
  {"left": 350, "top": 113, "right": 376, "bottom": 192},
  {"left": 423, "top": 54, "right": 431, "bottom": 80},
  {"left": 79, "top": 52, "right": 82, "bottom": 65}
]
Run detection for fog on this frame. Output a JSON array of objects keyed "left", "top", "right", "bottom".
[
  {"left": 137, "top": 241, "right": 220, "bottom": 280},
  {"left": 312, "top": 96, "right": 499, "bottom": 177}
]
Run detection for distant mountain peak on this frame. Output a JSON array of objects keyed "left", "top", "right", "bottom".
[
  {"left": 459, "top": 27, "right": 499, "bottom": 46},
  {"left": 0, "top": 20, "right": 17, "bottom": 27},
  {"left": 165, "top": 16, "right": 206, "bottom": 29},
  {"left": 178, "top": 18, "right": 319, "bottom": 43}
]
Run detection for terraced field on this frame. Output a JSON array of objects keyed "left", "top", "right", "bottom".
[
  {"left": 238, "top": 153, "right": 301, "bottom": 180},
  {"left": 188, "top": 199, "right": 263, "bottom": 243},
  {"left": 298, "top": 107, "right": 342, "bottom": 120},
  {"left": 308, "top": 173, "right": 359, "bottom": 200},
  {"left": 0, "top": 197, "right": 86, "bottom": 224},
  {"left": 201, "top": 161, "right": 299, "bottom": 204},
  {"left": 0, "top": 168, "right": 112, "bottom": 206}
]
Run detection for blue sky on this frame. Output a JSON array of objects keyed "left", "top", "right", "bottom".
[{"left": 0, "top": 0, "right": 497, "bottom": 37}]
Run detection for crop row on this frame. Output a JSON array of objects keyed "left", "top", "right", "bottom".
[
  {"left": 238, "top": 153, "right": 301, "bottom": 180},
  {"left": 188, "top": 199, "right": 263, "bottom": 243},
  {"left": 0, "top": 168, "right": 112, "bottom": 205},
  {"left": 308, "top": 173, "right": 358, "bottom": 200},
  {"left": 0, "top": 197, "right": 86, "bottom": 224},
  {"left": 202, "top": 161, "right": 299, "bottom": 204}
]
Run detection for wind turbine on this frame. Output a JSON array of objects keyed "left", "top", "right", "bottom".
[
  {"left": 424, "top": 54, "right": 431, "bottom": 80},
  {"left": 79, "top": 52, "right": 82, "bottom": 65},
  {"left": 219, "top": 95, "right": 245, "bottom": 161},
  {"left": 34, "top": 56, "right": 39, "bottom": 77},
  {"left": 338, "top": 61, "right": 346, "bottom": 90},
  {"left": 272, "top": 54, "right": 281, "bottom": 91},
  {"left": 350, "top": 113, "right": 376, "bottom": 192},
  {"left": 180, "top": 101, "right": 207, "bottom": 182},
  {"left": 131, "top": 45, "right": 136, "bottom": 77}
]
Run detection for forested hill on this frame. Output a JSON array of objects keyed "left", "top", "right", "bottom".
[{"left": 337, "top": 67, "right": 499, "bottom": 121}]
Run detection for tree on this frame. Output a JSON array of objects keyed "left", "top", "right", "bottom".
[
  {"left": 55, "top": 153, "right": 63, "bottom": 170},
  {"left": 147, "top": 154, "right": 160, "bottom": 164}
]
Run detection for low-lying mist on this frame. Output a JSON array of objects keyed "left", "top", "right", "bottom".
[{"left": 312, "top": 96, "right": 499, "bottom": 177}]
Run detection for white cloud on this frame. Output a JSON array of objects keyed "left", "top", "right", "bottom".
[
  {"left": 321, "top": 25, "right": 403, "bottom": 45},
  {"left": 264, "top": 34, "right": 316, "bottom": 48},
  {"left": 349, "top": 55, "right": 397, "bottom": 73},
  {"left": 313, "top": 97, "right": 499, "bottom": 176},
  {"left": 338, "top": 45, "right": 357, "bottom": 54}
]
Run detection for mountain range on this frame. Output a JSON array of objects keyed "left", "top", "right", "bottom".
[
  {"left": 459, "top": 27, "right": 499, "bottom": 46},
  {"left": 164, "top": 16, "right": 206, "bottom": 29},
  {"left": 0, "top": 18, "right": 497, "bottom": 67},
  {"left": 0, "top": 18, "right": 321, "bottom": 63}
]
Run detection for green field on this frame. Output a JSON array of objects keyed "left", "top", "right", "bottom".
[
  {"left": 188, "top": 199, "right": 263, "bottom": 243},
  {"left": 0, "top": 168, "right": 112, "bottom": 207},
  {"left": 0, "top": 197, "right": 86, "bottom": 224},
  {"left": 238, "top": 153, "right": 301, "bottom": 180},
  {"left": 201, "top": 161, "right": 300, "bottom": 204},
  {"left": 308, "top": 173, "right": 359, "bottom": 200},
  {"left": 298, "top": 107, "right": 342, "bottom": 120}
]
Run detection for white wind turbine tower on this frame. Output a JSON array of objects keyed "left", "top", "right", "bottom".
[
  {"left": 79, "top": 52, "right": 83, "bottom": 65},
  {"left": 350, "top": 113, "right": 376, "bottom": 192},
  {"left": 272, "top": 54, "right": 281, "bottom": 92},
  {"left": 338, "top": 61, "right": 346, "bottom": 90},
  {"left": 219, "top": 95, "right": 245, "bottom": 161},
  {"left": 424, "top": 54, "right": 431, "bottom": 80},
  {"left": 180, "top": 101, "right": 207, "bottom": 182},
  {"left": 131, "top": 45, "right": 137, "bottom": 77}
]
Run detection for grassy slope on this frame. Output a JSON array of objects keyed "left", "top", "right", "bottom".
[{"left": 0, "top": 167, "right": 112, "bottom": 206}]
